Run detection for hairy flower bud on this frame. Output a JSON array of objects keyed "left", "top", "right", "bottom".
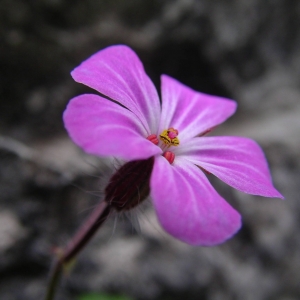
[{"left": 105, "top": 157, "right": 154, "bottom": 211}]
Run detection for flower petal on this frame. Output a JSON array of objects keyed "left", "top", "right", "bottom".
[
  {"left": 150, "top": 156, "right": 241, "bottom": 246},
  {"left": 159, "top": 75, "right": 237, "bottom": 141},
  {"left": 71, "top": 45, "right": 161, "bottom": 135},
  {"left": 63, "top": 94, "right": 162, "bottom": 160},
  {"left": 177, "top": 137, "right": 283, "bottom": 198}
]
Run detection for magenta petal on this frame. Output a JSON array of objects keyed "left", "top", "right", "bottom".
[
  {"left": 177, "top": 137, "right": 283, "bottom": 198},
  {"left": 63, "top": 94, "right": 162, "bottom": 160},
  {"left": 150, "top": 156, "right": 241, "bottom": 246},
  {"left": 159, "top": 75, "right": 237, "bottom": 141},
  {"left": 71, "top": 45, "right": 161, "bottom": 135}
]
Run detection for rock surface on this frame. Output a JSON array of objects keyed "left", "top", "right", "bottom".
[{"left": 0, "top": 1, "right": 299, "bottom": 299}]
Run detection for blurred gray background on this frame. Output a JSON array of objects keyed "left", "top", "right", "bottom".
[{"left": 0, "top": 1, "right": 299, "bottom": 299}]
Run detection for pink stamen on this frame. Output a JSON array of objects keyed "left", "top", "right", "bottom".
[
  {"left": 163, "top": 151, "right": 175, "bottom": 164},
  {"left": 147, "top": 134, "right": 159, "bottom": 145}
]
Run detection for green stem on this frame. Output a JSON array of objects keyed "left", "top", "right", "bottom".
[
  {"left": 44, "top": 258, "right": 63, "bottom": 300},
  {"left": 44, "top": 201, "right": 111, "bottom": 300}
]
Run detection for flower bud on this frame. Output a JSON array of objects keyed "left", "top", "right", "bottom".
[{"left": 105, "top": 157, "right": 154, "bottom": 211}]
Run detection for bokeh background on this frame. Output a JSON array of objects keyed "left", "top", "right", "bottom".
[{"left": 0, "top": 1, "right": 299, "bottom": 299}]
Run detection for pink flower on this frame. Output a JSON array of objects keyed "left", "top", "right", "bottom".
[{"left": 63, "top": 45, "right": 283, "bottom": 246}]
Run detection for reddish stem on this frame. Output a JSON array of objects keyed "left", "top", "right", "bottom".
[{"left": 45, "top": 201, "right": 111, "bottom": 300}]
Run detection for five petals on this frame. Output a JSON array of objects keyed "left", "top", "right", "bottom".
[{"left": 64, "top": 45, "right": 283, "bottom": 246}]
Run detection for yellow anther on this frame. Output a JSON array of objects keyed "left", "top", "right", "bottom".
[{"left": 159, "top": 128, "right": 180, "bottom": 147}]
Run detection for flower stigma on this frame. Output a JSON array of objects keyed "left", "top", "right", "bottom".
[
  {"left": 147, "top": 130, "right": 177, "bottom": 164},
  {"left": 159, "top": 128, "right": 180, "bottom": 147}
]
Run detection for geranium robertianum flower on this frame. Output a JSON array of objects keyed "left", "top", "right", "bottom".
[{"left": 63, "top": 45, "right": 283, "bottom": 246}]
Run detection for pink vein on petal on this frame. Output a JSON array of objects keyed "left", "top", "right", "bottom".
[
  {"left": 63, "top": 94, "right": 161, "bottom": 160},
  {"left": 71, "top": 45, "right": 161, "bottom": 135},
  {"left": 159, "top": 75, "right": 237, "bottom": 141},
  {"left": 150, "top": 156, "right": 241, "bottom": 246},
  {"left": 177, "top": 136, "right": 284, "bottom": 198}
]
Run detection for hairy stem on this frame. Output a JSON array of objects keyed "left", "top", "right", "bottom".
[{"left": 44, "top": 201, "right": 111, "bottom": 300}]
